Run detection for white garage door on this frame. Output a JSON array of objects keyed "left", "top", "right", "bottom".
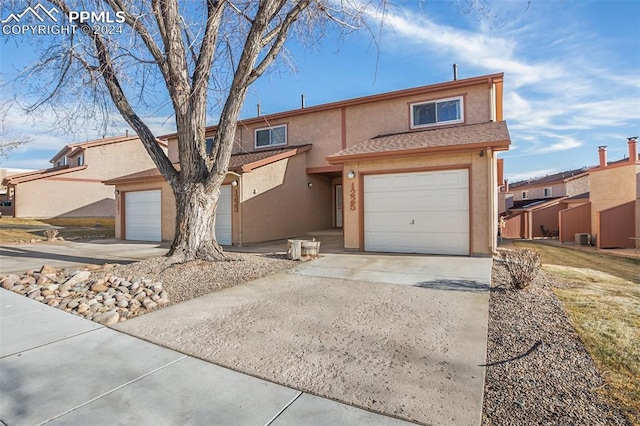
[
  {"left": 125, "top": 190, "right": 161, "bottom": 242},
  {"left": 216, "top": 186, "right": 232, "bottom": 245},
  {"left": 364, "top": 169, "right": 469, "bottom": 255}
]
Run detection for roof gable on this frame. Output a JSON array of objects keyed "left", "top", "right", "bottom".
[{"left": 327, "top": 121, "right": 510, "bottom": 164}]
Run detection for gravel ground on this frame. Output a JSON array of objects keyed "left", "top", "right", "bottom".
[
  {"left": 483, "top": 261, "right": 630, "bottom": 425},
  {"left": 102, "top": 253, "right": 297, "bottom": 306}
]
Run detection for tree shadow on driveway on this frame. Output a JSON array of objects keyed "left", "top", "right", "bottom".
[{"left": 414, "top": 279, "right": 489, "bottom": 292}]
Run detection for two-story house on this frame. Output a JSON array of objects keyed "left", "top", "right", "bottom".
[
  {"left": 3, "top": 135, "right": 166, "bottom": 218},
  {"left": 560, "top": 140, "right": 639, "bottom": 248},
  {"left": 106, "top": 73, "right": 511, "bottom": 256}
]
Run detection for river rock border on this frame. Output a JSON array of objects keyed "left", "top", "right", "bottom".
[{"left": 0, "top": 264, "right": 168, "bottom": 326}]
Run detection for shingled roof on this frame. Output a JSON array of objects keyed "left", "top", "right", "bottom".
[
  {"left": 327, "top": 121, "right": 510, "bottom": 163},
  {"left": 103, "top": 144, "right": 311, "bottom": 185}
]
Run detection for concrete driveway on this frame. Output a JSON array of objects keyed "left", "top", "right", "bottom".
[
  {"left": 115, "top": 254, "right": 492, "bottom": 425},
  {"left": 0, "top": 239, "right": 169, "bottom": 274}
]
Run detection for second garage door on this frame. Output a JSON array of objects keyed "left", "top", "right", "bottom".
[
  {"left": 215, "top": 186, "right": 232, "bottom": 245},
  {"left": 125, "top": 190, "right": 162, "bottom": 242},
  {"left": 364, "top": 169, "right": 469, "bottom": 255}
]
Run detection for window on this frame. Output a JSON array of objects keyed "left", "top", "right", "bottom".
[
  {"left": 522, "top": 191, "right": 529, "bottom": 199},
  {"left": 77, "top": 154, "right": 84, "bottom": 166},
  {"left": 411, "top": 96, "right": 463, "bottom": 128},
  {"left": 255, "top": 125, "right": 286, "bottom": 148},
  {"left": 205, "top": 137, "right": 215, "bottom": 155},
  {"left": 62, "top": 157, "right": 68, "bottom": 166},
  {"left": 543, "top": 187, "right": 552, "bottom": 197}
]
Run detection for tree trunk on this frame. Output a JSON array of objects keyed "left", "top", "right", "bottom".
[{"left": 167, "top": 181, "right": 227, "bottom": 263}]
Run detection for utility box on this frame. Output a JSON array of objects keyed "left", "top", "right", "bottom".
[{"left": 575, "top": 233, "right": 591, "bottom": 246}]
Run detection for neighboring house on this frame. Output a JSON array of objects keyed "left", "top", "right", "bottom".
[
  {"left": 106, "top": 73, "right": 511, "bottom": 256},
  {"left": 2, "top": 135, "right": 167, "bottom": 218},
  {"left": 500, "top": 167, "right": 590, "bottom": 239},
  {"left": 0, "top": 168, "right": 34, "bottom": 217},
  {"left": 560, "top": 140, "right": 639, "bottom": 248}
]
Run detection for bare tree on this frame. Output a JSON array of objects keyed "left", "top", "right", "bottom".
[{"left": 3, "top": 0, "right": 373, "bottom": 261}]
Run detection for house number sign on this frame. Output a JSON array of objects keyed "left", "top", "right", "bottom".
[
  {"left": 233, "top": 188, "right": 239, "bottom": 213},
  {"left": 349, "top": 182, "right": 357, "bottom": 211}
]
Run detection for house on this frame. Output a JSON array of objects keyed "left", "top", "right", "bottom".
[
  {"left": 500, "top": 168, "right": 590, "bottom": 239},
  {"left": 2, "top": 135, "right": 166, "bottom": 218},
  {"left": 106, "top": 73, "right": 511, "bottom": 256},
  {"left": 559, "top": 139, "right": 639, "bottom": 248}
]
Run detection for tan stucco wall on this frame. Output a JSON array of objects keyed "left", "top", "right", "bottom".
[
  {"left": 165, "top": 84, "right": 493, "bottom": 171},
  {"left": 589, "top": 163, "right": 638, "bottom": 242},
  {"left": 341, "top": 150, "right": 494, "bottom": 256},
  {"left": 241, "top": 153, "right": 332, "bottom": 243},
  {"left": 16, "top": 178, "right": 115, "bottom": 218},
  {"left": 14, "top": 139, "right": 160, "bottom": 218}
]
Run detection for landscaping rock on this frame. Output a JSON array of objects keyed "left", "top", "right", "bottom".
[{"left": 0, "top": 264, "right": 169, "bottom": 325}]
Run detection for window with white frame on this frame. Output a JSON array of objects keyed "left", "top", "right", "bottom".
[
  {"left": 62, "top": 157, "right": 68, "bottom": 166},
  {"left": 410, "top": 96, "right": 463, "bottom": 129},
  {"left": 543, "top": 187, "right": 552, "bottom": 197},
  {"left": 522, "top": 191, "right": 528, "bottom": 199},
  {"left": 77, "top": 153, "right": 84, "bottom": 166},
  {"left": 205, "top": 137, "right": 215, "bottom": 155},
  {"left": 255, "top": 125, "right": 286, "bottom": 148}
]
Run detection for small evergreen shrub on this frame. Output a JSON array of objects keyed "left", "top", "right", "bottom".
[{"left": 500, "top": 248, "right": 541, "bottom": 289}]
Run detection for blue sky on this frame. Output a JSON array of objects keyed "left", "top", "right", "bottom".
[{"left": 1, "top": 0, "right": 639, "bottom": 182}]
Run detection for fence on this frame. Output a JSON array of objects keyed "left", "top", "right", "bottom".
[{"left": 559, "top": 202, "right": 591, "bottom": 243}]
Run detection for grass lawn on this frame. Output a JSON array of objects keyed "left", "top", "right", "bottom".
[
  {"left": 514, "top": 241, "right": 640, "bottom": 424},
  {"left": 0, "top": 217, "right": 115, "bottom": 243}
]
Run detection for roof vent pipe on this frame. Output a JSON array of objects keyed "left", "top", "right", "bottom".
[
  {"left": 301, "top": 94, "right": 305, "bottom": 109},
  {"left": 125, "top": 129, "right": 129, "bottom": 137},
  {"left": 257, "top": 103, "right": 261, "bottom": 117},
  {"left": 453, "top": 64, "right": 458, "bottom": 81}
]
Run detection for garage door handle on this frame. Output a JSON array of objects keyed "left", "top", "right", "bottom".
[{"left": 410, "top": 219, "right": 415, "bottom": 224}]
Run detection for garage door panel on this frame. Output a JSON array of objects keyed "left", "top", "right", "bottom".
[
  {"left": 215, "top": 186, "right": 232, "bottom": 245},
  {"left": 364, "top": 170, "right": 469, "bottom": 255},
  {"left": 125, "top": 190, "right": 161, "bottom": 242}
]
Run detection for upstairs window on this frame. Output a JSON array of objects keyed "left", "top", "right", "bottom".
[
  {"left": 205, "top": 137, "right": 215, "bottom": 155},
  {"left": 77, "top": 154, "right": 84, "bottom": 166},
  {"left": 521, "top": 191, "right": 529, "bottom": 199},
  {"left": 411, "top": 96, "right": 463, "bottom": 129},
  {"left": 255, "top": 124, "right": 286, "bottom": 148},
  {"left": 543, "top": 187, "right": 552, "bottom": 197}
]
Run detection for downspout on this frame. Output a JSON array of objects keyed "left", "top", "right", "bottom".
[
  {"left": 488, "top": 148, "right": 497, "bottom": 254},
  {"left": 226, "top": 170, "right": 243, "bottom": 247},
  {"left": 490, "top": 84, "right": 496, "bottom": 122}
]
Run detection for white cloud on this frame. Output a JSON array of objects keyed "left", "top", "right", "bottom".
[{"left": 538, "top": 137, "right": 582, "bottom": 153}]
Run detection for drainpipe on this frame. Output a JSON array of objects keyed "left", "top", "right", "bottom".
[
  {"left": 489, "top": 148, "right": 497, "bottom": 254},
  {"left": 226, "top": 171, "right": 243, "bottom": 247}
]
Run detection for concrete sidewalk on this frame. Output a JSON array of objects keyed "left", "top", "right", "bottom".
[
  {"left": 0, "top": 288, "right": 412, "bottom": 425},
  {"left": 0, "top": 239, "right": 170, "bottom": 275}
]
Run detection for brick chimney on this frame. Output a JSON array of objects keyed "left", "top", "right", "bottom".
[
  {"left": 598, "top": 146, "right": 607, "bottom": 168},
  {"left": 628, "top": 137, "right": 638, "bottom": 163}
]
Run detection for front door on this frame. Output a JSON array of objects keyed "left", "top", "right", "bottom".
[{"left": 335, "top": 184, "right": 343, "bottom": 228}]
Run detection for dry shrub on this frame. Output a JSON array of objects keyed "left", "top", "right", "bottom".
[
  {"left": 500, "top": 248, "right": 541, "bottom": 289},
  {"left": 43, "top": 229, "right": 59, "bottom": 240}
]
